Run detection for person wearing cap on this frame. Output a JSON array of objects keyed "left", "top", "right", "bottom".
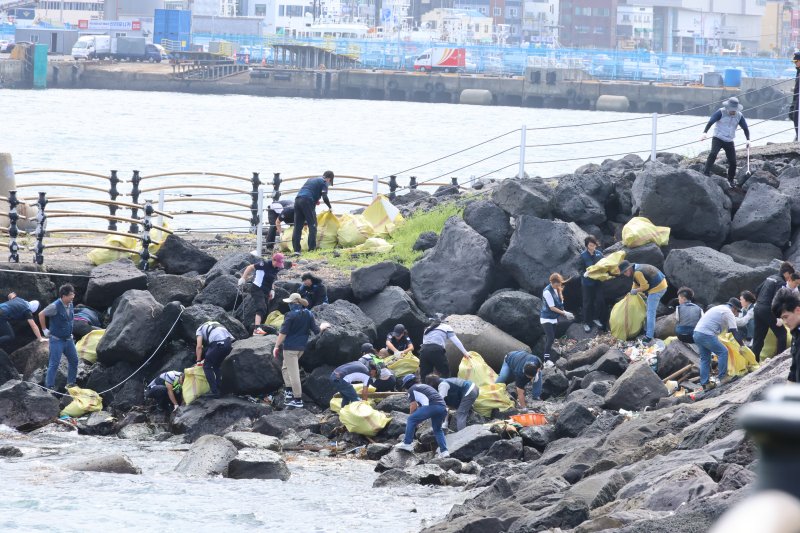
[
  {"left": 145, "top": 370, "right": 184, "bottom": 412},
  {"left": 293, "top": 170, "right": 334, "bottom": 254},
  {"left": 40, "top": 284, "right": 78, "bottom": 391},
  {"left": 419, "top": 318, "right": 470, "bottom": 381},
  {"left": 195, "top": 321, "right": 235, "bottom": 398},
  {"left": 298, "top": 273, "right": 328, "bottom": 308},
  {"left": 425, "top": 375, "right": 478, "bottom": 432},
  {"left": 266, "top": 199, "right": 295, "bottom": 250},
  {"left": 692, "top": 297, "right": 743, "bottom": 391},
  {"left": 701, "top": 96, "right": 751, "bottom": 187},
  {"left": 240, "top": 251, "right": 285, "bottom": 335},
  {"left": 329, "top": 359, "right": 378, "bottom": 407},
  {"left": 618, "top": 260, "right": 668, "bottom": 344},
  {"left": 496, "top": 350, "right": 543, "bottom": 408},
  {"left": 395, "top": 375, "right": 449, "bottom": 458},
  {"left": 0, "top": 291, "right": 45, "bottom": 348},
  {"left": 540, "top": 272, "right": 574, "bottom": 367},
  {"left": 273, "top": 292, "right": 327, "bottom": 409},
  {"left": 359, "top": 343, "right": 397, "bottom": 392},
  {"left": 791, "top": 51, "right": 800, "bottom": 141},
  {"left": 386, "top": 324, "right": 414, "bottom": 355},
  {"left": 674, "top": 287, "right": 704, "bottom": 344}
]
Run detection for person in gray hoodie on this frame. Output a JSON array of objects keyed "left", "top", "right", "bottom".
[{"left": 702, "top": 97, "right": 750, "bottom": 187}]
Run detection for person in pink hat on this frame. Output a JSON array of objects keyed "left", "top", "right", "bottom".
[{"left": 239, "top": 251, "right": 285, "bottom": 335}]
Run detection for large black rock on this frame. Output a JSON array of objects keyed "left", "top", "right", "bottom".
[
  {"left": 720, "top": 241, "right": 782, "bottom": 268},
  {"left": 604, "top": 241, "right": 665, "bottom": 271},
  {"left": 205, "top": 252, "right": 258, "bottom": 284},
  {"left": 604, "top": 363, "right": 668, "bottom": 411},
  {"left": 0, "top": 348, "right": 20, "bottom": 385},
  {"left": 227, "top": 449, "right": 291, "bottom": 481},
  {"left": 657, "top": 341, "right": 700, "bottom": 379},
  {"left": 552, "top": 172, "right": 614, "bottom": 225},
  {"left": 301, "top": 300, "right": 377, "bottom": 371},
  {"left": 179, "top": 304, "right": 249, "bottom": 343},
  {"left": 463, "top": 200, "right": 511, "bottom": 255},
  {"left": 350, "top": 261, "right": 411, "bottom": 301},
  {"left": 554, "top": 401, "right": 596, "bottom": 438},
  {"left": 587, "top": 348, "right": 629, "bottom": 377},
  {"left": 84, "top": 361, "right": 144, "bottom": 413},
  {"left": 0, "top": 380, "right": 59, "bottom": 429},
  {"left": 84, "top": 259, "right": 148, "bottom": 310},
  {"left": 171, "top": 397, "right": 271, "bottom": 442},
  {"left": 193, "top": 274, "right": 238, "bottom": 311},
  {"left": 96, "top": 290, "right": 164, "bottom": 366},
  {"left": 220, "top": 336, "right": 284, "bottom": 396},
  {"left": 358, "top": 286, "right": 428, "bottom": 348},
  {"left": 730, "top": 183, "right": 791, "bottom": 247},
  {"left": 410, "top": 216, "right": 495, "bottom": 316},
  {"left": 445, "top": 425, "right": 500, "bottom": 461},
  {"left": 477, "top": 290, "right": 544, "bottom": 347},
  {"left": 147, "top": 272, "right": 201, "bottom": 306},
  {"left": 491, "top": 177, "right": 553, "bottom": 218},
  {"left": 173, "top": 434, "right": 238, "bottom": 476},
  {"left": 157, "top": 235, "right": 217, "bottom": 275},
  {"left": 252, "top": 409, "right": 320, "bottom": 437},
  {"left": 302, "top": 365, "right": 337, "bottom": 407},
  {"left": 0, "top": 266, "right": 57, "bottom": 317}
]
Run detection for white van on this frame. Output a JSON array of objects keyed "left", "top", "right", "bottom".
[{"left": 72, "top": 35, "right": 111, "bottom": 60}]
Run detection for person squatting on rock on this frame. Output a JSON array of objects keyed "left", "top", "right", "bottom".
[
  {"left": 329, "top": 359, "right": 378, "bottom": 407},
  {"left": 293, "top": 170, "right": 334, "bottom": 254},
  {"left": 751, "top": 262, "right": 795, "bottom": 362},
  {"left": 580, "top": 236, "right": 605, "bottom": 333},
  {"left": 496, "top": 350, "right": 543, "bottom": 408},
  {"left": 195, "top": 321, "right": 234, "bottom": 398},
  {"left": 771, "top": 288, "right": 800, "bottom": 383},
  {"left": 273, "top": 292, "right": 326, "bottom": 409},
  {"left": 359, "top": 343, "right": 396, "bottom": 392},
  {"left": 0, "top": 292, "right": 43, "bottom": 348},
  {"left": 239, "top": 251, "right": 285, "bottom": 335},
  {"left": 736, "top": 290, "right": 756, "bottom": 345},
  {"left": 791, "top": 52, "right": 800, "bottom": 142},
  {"left": 418, "top": 318, "right": 470, "bottom": 381},
  {"left": 298, "top": 273, "right": 328, "bottom": 308},
  {"left": 693, "top": 297, "right": 742, "bottom": 391},
  {"left": 675, "top": 287, "right": 703, "bottom": 344},
  {"left": 266, "top": 199, "right": 294, "bottom": 250},
  {"left": 386, "top": 323, "right": 414, "bottom": 356},
  {"left": 618, "top": 260, "right": 668, "bottom": 344},
  {"left": 72, "top": 304, "right": 102, "bottom": 340},
  {"left": 540, "top": 273, "right": 574, "bottom": 367},
  {"left": 395, "top": 374, "right": 449, "bottom": 458},
  {"left": 145, "top": 370, "right": 184, "bottom": 411},
  {"left": 701, "top": 97, "right": 750, "bottom": 187},
  {"left": 426, "top": 375, "right": 478, "bottom": 432},
  {"left": 40, "top": 284, "right": 78, "bottom": 391}
]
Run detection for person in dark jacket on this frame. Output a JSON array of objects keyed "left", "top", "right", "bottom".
[
  {"left": 580, "top": 235, "right": 605, "bottom": 333},
  {"left": 72, "top": 304, "right": 102, "bottom": 340},
  {"left": 266, "top": 199, "right": 295, "bottom": 250},
  {"left": 791, "top": 52, "right": 800, "bottom": 142},
  {"left": 619, "top": 260, "right": 668, "bottom": 343},
  {"left": 298, "top": 273, "right": 328, "bottom": 308},
  {"left": 426, "top": 375, "right": 478, "bottom": 431},
  {"left": 496, "top": 350, "right": 542, "bottom": 408},
  {"left": 330, "top": 359, "right": 378, "bottom": 407},
  {"left": 701, "top": 97, "right": 751, "bottom": 187},
  {"left": 293, "top": 171, "right": 334, "bottom": 254},
  {"left": 359, "top": 343, "right": 396, "bottom": 392},
  {"left": 674, "top": 287, "right": 703, "bottom": 344},
  {"left": 145, "top": 370, "right": 184, "bottom": 411},
  {"left": 386, "top": 323, "right": 414, "bottom": 355},
  {"left": 240, "top": 251, "right": 285, "bottom": 335},
  {"left": 0, "top": 292, "right": 43, "bottom": 348},
  {"left": 395, "top": 375, "right": 449, "bottom": 458},
  {"left": 195, "top": 321, "right": 234, "bottom": 398},
  {"left": 39, "top": 284, "right": 78, "bottom": 391},
  {"left": 771, "top": 288, "right": 800, "bottom": 383},
  {"left": 752, "top": 261, "right": 795, "bottom": 361}
]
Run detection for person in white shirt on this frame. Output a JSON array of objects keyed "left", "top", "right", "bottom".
[
  {"left": 195, "top": 321, "right": 235, "bottom": 398},
  {"left": 419, "top": 318, "right": 470, "bottom": 381}
]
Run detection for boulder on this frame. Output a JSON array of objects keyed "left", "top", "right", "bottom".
[
  {"left": 252, "top": 409, "right": 320, "bottom": 437},
  {"left": 509, "top": 498, "right": 590, "bottom": 532},
  {"left": 147, "top": 273, "right": 201, "bottom": 306},
  {"left": 654, "top": 314, "right": 677, "bottom": 339},
  {"left": 718, "top": 463, "right": 756, "bottom": 491},
  {"left": 412, "top": 231, "right": 438, "bottom": 252},
  {"left": 117, "top": 423, "right": 154, "bottom": 440},
  {"left": 581, "top": 370, "right": 617, "bottom": 391},
  {"left": 463, "top": 200, "right": 511, "bottom": 255},
  {"left": 446, "top": 425, "right": 500, "bottom": 461},
  {"left": 224, "top": 431, "right": 282, "bottom": 451},
  {"left": 96, "top": 290, "right": 164, "bottom": 366},
  {"left": 8, "top": 340, "right": 50, "bottom": 380},
  {"left": 220, "top": 336, "right": 284, "bottom": 396},
  {"left": 491, "top": 177, "right": 553, "bottom": 218},
  {"left": 604, "top": 363, "right": 668, "bottom": 411},
  {"left": 84, "top": 362, "right": 143, "bottom": 413},
  {"left": 587, "top": 348, "right": 629, "bottom": 377},
  {"left": 485, "top": 437, "right": 523, "bottom": 461},
  {"left": 325, "top": 278, "right": 355, "bottom": 303},
  {"left": 357, "top": 286, "right": 428, "bottom": 347},
  {"left": 205, "top": 252, "right": 258, "bottom": 284},
  {"left": 302, "top": 365, "right": 338, "bottom": 407},
  {"left": 0, "top": 266, "right": 57, "bottom": 319},
  {"left": 366, "top": 443, "right": 393, "bottom": 460},
  {"left": 477, "top": 290, "right": 544, "bottom": 347},
  {"left": 171, "top": 397, "right": 271, "bottom": 442},
  {"left": 631, "top": 162, "right": 731, "bottom": 247},
  {"left": 778, "top": 166, "right": 800, "bottom": 225},
  {"left": 350, "top": 261, "right": 411, "bottom": 301},
  {"left": 174, "top": 435, "right": 238, "bottom": 477},
  {"left": 501, "top": 216, "right": 587, "bottom": 294},
  {"left": 605, "top": 241, "right": 665, "bottom": 271},
  {"left": 375, "top": 448, "right": 423, "bottom": 472},
  {"left": 0, "top": 348, "right": 20, "bottom": 385},
  {"left": 84, "top": 259, "right": 148, "bottom": 310},
  {"left": 552, "top": 172, "right": 614, "bottom": 225},
  {"left": 0, "top": 380, "right": 59, "bottom": 429},
  {"left": 541, "top": 370, "right": 570, "bottom": 400},
  {"left": 657, "top": 341, "right": 700, "bottom": 379},
  {"left": 443, "top": 315, "right": 531, "bottom": 373},
  {"left": 76, "top": 410, "right": 116, "bottom": 436},
  {"left": 410, "top": 217, "right": 495, "bottom": 316},
  {"left": 554, "top": 401, "right": 596, "bottom": 438},
  {"left": 193, "top": 274, "right": 238, "bottom": 311},
  {"left": 379, "top": 411, "right": 410, "bottom": 439},
  {"left": 786, "top": 227, "right": 800, "bottom": 266},
  {"left": 66, "top": 454, "right": 141, "bottom": 475},
  {"left": 664, "top": 247, "right": 775, "bottom": 306},
  {"left": 179, "top": 304, "right": 248, "bottom": 343},
  {"left": 566, "top": 469, "right": 628, "bottom": 509},
  {"left": 300, "top": 300, "right": 376, "bottom": 371},
  {"left": 565, "top": 344, "right": 610, "bottom": 370},
  {"left": 156, "top": 235, "right": 217, "bottom": 275},
  {"left": 227, "top": 449, "right": 290, "bottom": 480},
  {"left": 730, "top": 183, "right": 791, "bottom": 247},
  {"left": 720, "top": 241, "right": 783, "bottom": 268},
  {"left": 376, "top": 394, "right": 411, "bottom": 413},
  {"left": 0, "top": 445, "right": 22, "bottom": 457},
  {"left": 567, "top": 389, "right": 607, "bottom": 409},
  {"left": 519, "top": 425, "right": 554, "bottom": 451}
]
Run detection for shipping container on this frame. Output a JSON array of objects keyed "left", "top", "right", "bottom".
[{"left": 154, "top": 9, "right": 191, "bottom": 51}]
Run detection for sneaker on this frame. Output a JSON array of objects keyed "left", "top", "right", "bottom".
[
  {"left": 394, "top": 442, "right": 414, "bottom": 452},
  {"left": 593, "top": 320, "right": 603, "bottom": 329},
  {"left": 284, "top": 389, "right": 294, "bottom": 400},
  {"left": 702, "top": 381, "right": 717, "bottom": 392},
  {"left": 253, "top": 327, "right": 267, "bottom": 336},
  {"left": 436, "top": 450, "right": 450, "bottom": 459},
  {"left": 641, "top": 336, "right": 653, "bottom": 345},
  {"left": 543, "top": 359, "right": 555, "bottom": 369},
  {"left": 719, "top": 375, "right": 737, "bottom": 386},
  {"left": 286, "top": 399, "right": 304, "bottom": 409},
  {"left": 583, "top": 324, "right": 591, "bottom": 333}
]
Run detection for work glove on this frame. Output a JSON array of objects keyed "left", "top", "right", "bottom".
[
  {"left": 630, "top": 289, "right": 638, "bottom": 296},
  {"left": 583, "top": 271, "right": 590, "bottom": 278},
  {"left": 42, "top": 328, "right": 49, "bottom": 338},
  {"left": 746, "top": 140, "right": 751, "bottom": 148},
  {"left": 173, "top": 404, "right": 179, "bottom": 412},
  {"left": 564, "top": 311, "right": 575, "bottom": 321},
  {"left": 237, "top": 277, "right": 245, "bottom": 287},
  {"left": 269, "top": 290, "right": 275, "bottom": 300},
  {"left": 38, "top": 337, "right": 47, "bottom": 342},
  {"left": 700, "top": 133, "right": 708, "bottom": 142},
  {"left": 196, "top": 360, "right": 204, "bottom": 366}
]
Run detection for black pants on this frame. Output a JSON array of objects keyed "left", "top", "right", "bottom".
[
  {"left": 752, "top": 307, "right": 787, "bottom": 362},
  {"left": 677, "top": 333, "right": 695, "bottom": 344},
  {"left": 419, "top": 344, "right": 449, "bottom": 381},
  {"left": 145, "top": 385, "right": 172, "bottom": 411},
  {"left": 581, "top": 284, "right": 605, "bottom": 326},
  {"left": 293, "top": 196, "right": 317, "bottom": 252},
  {"left": 0, "top": 319, "right": 15, "bottom": 347},
  {"left": 72, "top": 319, "right": 98, "bottom": 341},
  {"left": 266, "top": 210, "right": 294, "bottom": 251},
  {"left": 703, "top": 137, "right": 736, "bottom": 181},
  {"left": 792, "top": 106, "right": 798, "bottom": 140},
  {"left": 542, "top": 322, "right": 556, "bottom": 359},
  {"left": 203, "top": 338, "right": 233, "bottom": 395},
  {"left": 374, "top": 375, "right": 397, "bottom": 392}
]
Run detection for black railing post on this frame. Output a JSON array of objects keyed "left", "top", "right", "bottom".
[
  {"left": 7, "top": 190, "right": 19, "bottom": 263},
  {"left": 139, "top": 200, "right": 153, "bottom": 271},
  {"left": 451, "top": 177, "right": 459, "bottom": 187},
  {"left": 129, "top": 170, "right": 141, "bottom": 234},
  {"left": 388, "top": 175, "right": 398, "bottom": 200},
  {"left": 409, "top": 176, "right": 418, "bottom": 190},
  {"left": 272, "top": 172, "right": 282, "bottom": 201},
  {"left": 250, "top": 172, "right": 262, "bottom": 233},
  {"left": 33, "top": 192, "right": 47, "bottom": 265},
  {"left": 108, "top": 169, "right": 119, "bottom": 231}
]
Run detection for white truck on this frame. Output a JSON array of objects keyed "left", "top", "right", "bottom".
[
  {"left": 413, "top": 48, "right": 466, "bottom": 73},
  {"left": 71, "top": 35, "right": 111, "bottom": 60}
]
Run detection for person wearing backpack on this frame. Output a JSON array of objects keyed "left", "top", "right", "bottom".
[{"left": 195, "top": 321, "right": 235, "bottom": 398}]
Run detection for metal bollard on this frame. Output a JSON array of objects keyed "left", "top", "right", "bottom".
[
  {"left": 388, "top": 175, "right": 398, "bottom": 200},
  {"left": 250, "top": 172, "right": 262, "bottom": 233},
  {"left": 272, "top": 172, "right": 282, "bottom": 201},
  {"left": 7, "top": 190, "right": 19, "bottom": 263},
  {"left": 33, "top": 192, "right": 47, "bottom": 265},
  {"left": 129, "top": 170, "right": 141, "bottom": 234},
  {"left": 409, "top": 176, "right": 418, "bottom": 190},
  {"left": 451, "top": 177, "right": 459, "bottom": 187},
  {"left": 108, "top": 169, "right": 120, "bottom": 231},
  {"left": 139, "top": 200, "right": 153, "bottom": 270}
]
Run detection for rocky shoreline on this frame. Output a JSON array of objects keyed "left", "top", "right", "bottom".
[{"left": 1, "top": 142, "right": 799, "bottom": 531}]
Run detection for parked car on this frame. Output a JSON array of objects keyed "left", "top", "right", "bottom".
[{"left": 153, "top": 44, "right": 169, "bottom": 61}]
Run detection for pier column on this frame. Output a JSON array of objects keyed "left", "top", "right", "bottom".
[{"left": 0, "top": 153, "right": 33, "bottom": 231}]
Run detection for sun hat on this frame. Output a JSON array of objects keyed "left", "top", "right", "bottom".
[{"left": 283, "top": 293, "right": 308, "bottom": 306}]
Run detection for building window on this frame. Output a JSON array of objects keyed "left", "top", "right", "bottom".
[
  {"left": 255, "top": 4, "right": 267, "bottom": 15},
  {"left": 479, "top": 6, "right": 486, "bottom": 13},
  {"left": 494, "top": 7, "right": 501, "bottom": 16},
  {"left": 508, "top": 7, "right": 518, "bottom": 17},
  {"left": 595, "top": 26, "right": 604, "bottom": 33},
  {"left": 622, "top": 14, "right": 630, "bottom": 22},
  {"left": 279, "top": 5, "right": 285, "bottom": 16},
  {"left": 576, "top": 25, "right": 589, "bottom": 33}
]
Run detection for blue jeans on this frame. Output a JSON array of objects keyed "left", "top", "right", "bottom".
[
  {"left": 404, "top": 404, "right": 448, "bottom": 452},
  {"left": 693, "top": 331, "right": 729, "bottom": 385},
  {"left": 496, "top": 362, "right": 542, "bottom": 400},
  {"left": 45, "top": 336, "right": 78, "bottom": 389},
  {"left": 645, "top": 289, "right": 666, "bottom": 339},
  {"left": 331, "top": 376, "right": 360, "bottom": 407}
]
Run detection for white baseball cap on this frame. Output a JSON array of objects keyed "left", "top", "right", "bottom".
[
  {"left": 270, "top": 202, "right": 284, "bottom": 215},
  {"left": 28, "top": 300, "right": 39, "bottom": 313}
]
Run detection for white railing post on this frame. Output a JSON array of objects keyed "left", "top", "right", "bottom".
[
  {"left": 157, "top": 189, "right": 165, "bottom": 228},
  {"left": 519, "top": 125, "right": 527, "bottom": 179},
  {"left": 651, "top": 112, "right": 658, "bottom": 162},
  {"left": 372, "top": 174, "right": 379, "bottom": 200},
  {"left": 256, "top": 187, "right": 264, "bottom": 257}
]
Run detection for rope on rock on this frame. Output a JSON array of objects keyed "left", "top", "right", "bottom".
[{"left": 0, "top": 269, "right": 92, "bottom": 278}]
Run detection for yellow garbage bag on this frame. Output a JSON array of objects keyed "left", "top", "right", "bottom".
[
  {"left": 458, "top": 351, "right": 498, "bottom": 387},
  {"left": 719, "top": 332, "right": 759, "bottom": 377},
  {"left": 663, "top": 336, "right": 677, "bottom": 346},
  {"left": 586, "top": 250, "right": 627, "bottom": 281},
  {"left": 338, "top": 400, "right": 392, "bottom": 437},
  {"left": 337, "top": 214, "right": 374, "bottom": 247},
  {"left": 265, "top": 310, "right": 284, "bottom": 329},
  {"left": 89, "top": 223, "right": 171, "bottom": 266},
  {"left": 316, "top": 210, "right": 340, "bottom": 249},
  {"left": 610, "top": 293, "right": 647, "bottom": 341},
  {"left": 362, "top": 195, "right": 404, "bottom": 238},
  {"left": 330, "top": 383, "right": 376, "bottom": 413},
  {"left": 473, "top": 384, "right": 514, "bottom": 417},
  {"left": 759, "top": 327, "right": 793, "bottom": 360},
  {"left": 621, "top": 217, "right": 670, "bottom": 248},
  {"left": 182, "top": 365, "right": 210, "bottom": 405},
  {"left": 386, "top": 354, "right": 420, "bottom": 378},
  {"left": 76, "top": 329, "right": 105, "bottom": 364},
  {"left": 60, "top": 386, "right": 103, "bottom": 418},
  {"left": 348, "top": 237, "right": 393, "bottom": 254}
]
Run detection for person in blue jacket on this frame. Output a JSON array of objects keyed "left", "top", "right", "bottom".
[
  {"left": 702, "top": 97, "right": 750, "bottom": 187},
  {"left": 39, "top": 284, "right": 78, "bottom": 391},
  {"left": 496, "top": 350, "right": 542, "bottom": 408},
  {"left": 580, "top": 235, "right": 605, "bottom": 333},
  {"left": 0, "top": 292, "right": 43, "bottom": 348},
  {"left": 292, "top": 170, "right": 334, "bottom": 254}
]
